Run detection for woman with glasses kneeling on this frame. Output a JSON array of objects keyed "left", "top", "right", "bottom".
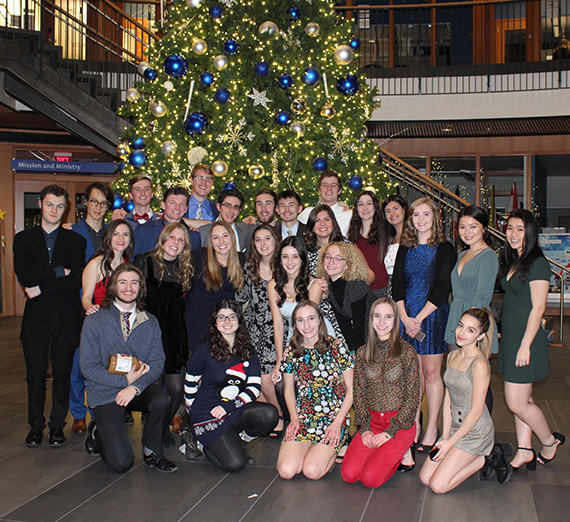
[
  {"left": 184, "top": 300, "right": 278, "bottom": 472},
  {"left": 277, "top": 301, "right": 354, "bottom": 480}
]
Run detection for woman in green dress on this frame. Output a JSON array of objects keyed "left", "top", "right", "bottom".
[{"left": 498, "top": 209, "right": 565, "bottom": 470}]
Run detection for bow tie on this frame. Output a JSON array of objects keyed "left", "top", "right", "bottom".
[{"left": 133, "top": 213, "right": 149, "bottom": 221}]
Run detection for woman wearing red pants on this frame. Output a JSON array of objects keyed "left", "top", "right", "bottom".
[{"left": 342, "top": 298, "right": 420, "bottom": 487}]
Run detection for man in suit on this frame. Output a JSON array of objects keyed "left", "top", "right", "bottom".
[
  {"left": 112, "top": 175, "right": 161, "bottom": 229},
  {"left": 186, "top": 164, "right": 219, "bottom": 221},
  {"left": 13, "top": 184, "right": 86, "bottom": 448},
  {"left": 198, "top": 189, "right": 255, "bottom": 253},
  {"left": 133, "top": 186, "right": 201, "bottom": 256},
  {"left": 68, "top": 182, "right": 114, "bottom": 434},
  {"left": 275, "top": 189, "right": 307, "bottom": 239}
]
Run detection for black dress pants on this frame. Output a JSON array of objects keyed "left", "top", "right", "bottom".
[{"left": 92, "top": 383, "right": 171, "bottom": 473}]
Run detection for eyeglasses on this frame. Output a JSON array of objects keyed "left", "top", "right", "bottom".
[
  {"left": 88, "top": 199, "right": 110, "bottom": 209},
  {"left": 221, "top": 202, "right": 242, "bottom": 212},
  {"left": 324, "top": 254, "right": 346, "bottom": 264},
  {"left": 216, "top": 314, "right": 238, "bottom": 323},
  {"left": 193, "top": 175, "right": 214, "bottom": 183}
]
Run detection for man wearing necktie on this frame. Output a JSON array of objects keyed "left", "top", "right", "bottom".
[{"left": 186, "top": 164, "right": 219, "bottom": 222}]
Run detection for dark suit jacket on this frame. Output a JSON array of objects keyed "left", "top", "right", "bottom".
[
  {"left": 71, "top": 218, "right": 107, "bottom": 262},
  {"left": 133, "top": 217, "right": 201, "bottom": 256},
  {"left": 13, "top": 226, "right": 86, "bottom": 344},
  {"left": 124, "top": 210, "right": 161, "bottom": 230},
  {"left": 274, "top": 221, "right": 307, "bottom": 240},
  {"left": 198, "top": 222, "right": 255, "bottom": 254}
]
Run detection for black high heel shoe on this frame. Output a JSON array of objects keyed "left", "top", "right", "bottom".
[
  {"left": 417, "top": 428, "right": 440, "bottom": 453},
  {"left": 538, "top": 432, "right": 566, "bottom": 465},
  {"left": 398, "top": 443, "right": 416, "bottom": 473},
  {"left": 511, "top": 447, "right": 537, "bottom": 471}
]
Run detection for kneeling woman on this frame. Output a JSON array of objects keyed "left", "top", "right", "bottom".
[
  {"left": 419, "top": 308, "right": 501, "bottom": 493},
  {"left": 341, "top": 298, "right": 420, "bottom": 488},
  {"left": 184, "top": 300, "right": 278, "bottom": 472},
  {"left": 277, "top": 301, "right": 354, "bottom": 480}
]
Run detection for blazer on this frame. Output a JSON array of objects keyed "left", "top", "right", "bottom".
[
  {"left": 13, "top": 226, "right": 86, "bottom": 344},
  {"left": 72, "top": 218, "right": 107, "bottom": 262},
  {"left": 198, "top": 221, "right": 255, "bottom": 254},
  {"left": 274, "top": 220, "right": 307, "bottom": 240},
  {"left": 124, "top": 210, "right": 161, "bottom": 230},
  {"left": 133, "top": 217, "right": 201, "bottom": 256}
]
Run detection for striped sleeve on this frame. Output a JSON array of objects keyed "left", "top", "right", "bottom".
[
  {"left": 223, "top": 351, "right": 261, "bottom": 414},
  {"left": 184, "top": 345, "right": 207, "bottom": 411}
]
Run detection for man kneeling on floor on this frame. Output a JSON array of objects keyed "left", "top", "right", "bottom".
[{"left": 80, "top": 263, "right": 177, "bottom": 473}]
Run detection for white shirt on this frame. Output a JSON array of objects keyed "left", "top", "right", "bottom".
[
  {"left": 298, "top": 202, "right": 352, "bottom": 237},
  {"left": 280, "top": 221, "right": 299, "bottom": 239},
  {"left": 114, "top": 302, "right": 137, "bottom": 330}
]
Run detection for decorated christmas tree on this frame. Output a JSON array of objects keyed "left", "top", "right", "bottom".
[{"left": 114, "top": 0, "right": 391, "bottom": 212}]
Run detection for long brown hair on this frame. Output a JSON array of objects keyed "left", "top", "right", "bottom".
[
  {"left": 95, "top": 219, "right": 134, "bottom": 278},
  {"left": 364, "top": 298, "right": 402, "bottom": 363},
  {"left": 102, "top": 263, "right": 146, "bottom": 310},
  {"left": 150, "top": 223, "right": 194, "bottom": 292},
  {"left": 204, "top": 221, "right": 244, "bottom": 292},
  {"left": 401, "top": 197, "right": 445, "bottom": 248},
  {"left": 208, "top": 299, "right": 253, "bottom": 362},
  {"left": 247, "top": 224, "right": 280, "bottom": 288},
  {"left": 289, "top": 300, "right": 332, "bottom": 357}
]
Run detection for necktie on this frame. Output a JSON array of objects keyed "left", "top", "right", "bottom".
[
  {"left": 123, "top": 312, "right": 132, "bottom": 335},
  {"left": 195, "top": 203, "right": 203, "bottom": 220},
  {"left": 287, "top": 229, "right": 292, "bottom": 237},
  {"left": 133, "top": 213, "right": 149, "bottom": 222}
]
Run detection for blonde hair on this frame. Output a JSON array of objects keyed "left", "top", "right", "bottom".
[
  {"left": 401, "top": 197, "right": 445, "bottom": 248},
  {"left": 316, "top": 241, "right": 368, "bottom": 282},
  {"left": 205, "top": 221, "right": 244, "bottom": 292},
  {"left": 151, "top": 223, "right": 193, "bottom": 292}
]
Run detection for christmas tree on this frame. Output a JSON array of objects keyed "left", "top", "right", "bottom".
[{"left": 114, "top": 0, "right": 391, "bottom": 212}]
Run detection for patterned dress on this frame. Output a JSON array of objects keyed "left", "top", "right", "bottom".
[
  {"left": 235, "top": 263, "right": 276, "bottom": 375},
  {"left": 281, "top": 337, "right": 354, "bottom": 451}
]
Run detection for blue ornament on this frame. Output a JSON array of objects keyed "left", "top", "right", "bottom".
[
  {"left": 312, "top": 157, "right": 328, "bottom": 171},
  {"left": 209, "top": 4, "right": 223, "bottom": 18},
  {"left": 349, "top": 37, "right": 361, "bottom": 50},
  {"left": 223, "top": 181, "right": 237, "bottom": 190},
  {"left": 224, "top": 39, "right": 239, "bottom": 55},
  {"left": 124, "top": 200, "right": 135, "bottom": 212},
  {"left": 163, "top": 54, "right": 188, "bottom": 78},
  {"left": 200, "top": 71, "right": 214, "bottom": 86},
  {"left": 287, "top": 7, "right": 300, "bottom": 21},
  {"left": 215, "top": 88, "right": 231, "bottom": 104},
  {"left": 254, "top": 61, "right": 270, "bottom": 77},
  {"left": 275, "top": 110, "right": 291, "bottom": 125},
  {"left": 113, "top": 194, "right": 124, "bottom": 209},
  {"left": 302, "top": 67, "right": 320, "bottom": 86},
  {"left": 131, "top": 137, "right": 145, "bottom": 149},
  {"left": 348, "top": 175, "right": 364, "bottom": 191},
  {"left": 143, "top": 67, "right": 157, "bottom": 81},
  {"left": 115, "top": 162, "right": 125, "bottom": 173},
  {"left": 128, "top": 150, "right": 148, "bottom": 168},
  {"left": 185, "top": 112, "right": 209, "bottom": 135},
  {"left": 278, "top": 74, "right": 293, "bottom": 89},
  {"left": 337, "top": 74, "right": 360, "bottom": 96}
]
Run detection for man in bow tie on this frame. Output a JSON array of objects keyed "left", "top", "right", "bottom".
[{"left": 113, "top": 175, "right": 160, "bottom": 229}]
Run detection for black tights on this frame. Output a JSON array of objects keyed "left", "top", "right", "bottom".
[
  {"left": 203, "top": 402, "right": 278, "bottom": 473},
  {"left": 163, "top": 372, "right": 184, "bottom": 421}
]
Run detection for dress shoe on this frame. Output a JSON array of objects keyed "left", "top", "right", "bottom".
[
  {"left": 143, "top": 452, "right": 178, "bottom": 473},
  {"left": 85, "top": 420, "right": 100, "bottom": 456},
  {"left": 398, "top": 443, "right": 416, "bottom": 473},
  {"left": 49, "top": 428, "right": 66, "bottom": 447},
  {"left": 171, "top": 416, "right": 182, "bottom": 435},
  {"left": 72, "top": 418, "right": 86, "bottom": 434},
  {"left": 25, "top": 428, "right": 43, "bottom": 448},
  {"left": 181, "top": 431, "right": 203, "bottom": 460},
  {"left": 488, "top": 443, "right": 512, "bottom": 484},
  {"left": 124, "top": 411, "right": 134, "bottom": 426}
]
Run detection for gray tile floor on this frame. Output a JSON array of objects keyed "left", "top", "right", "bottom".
[{"left": 1, "top": 315, "right": 569, "bottom": 522}]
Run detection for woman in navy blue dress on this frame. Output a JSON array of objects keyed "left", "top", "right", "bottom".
[{"left": 392, "top": 198, "right": 456, "bottom": 459}]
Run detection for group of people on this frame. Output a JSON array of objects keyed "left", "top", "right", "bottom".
[{"left": 13, "top": 166, "right": 564, "bottom": 490}]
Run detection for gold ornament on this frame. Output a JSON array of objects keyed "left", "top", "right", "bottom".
[
  {"left": 291, "top": 98, "right": 307, "bottom": 114},
  {"left": 305, "top": 22, "right": 320, "bottom": 37},
  {"left": 248, "top": 164, "right": 265, "bottom": 179},
  {"left": 115, "top": 143, "right": 130, "bottom": 158},
  {"left": 192, "top": 39, "right": 207, "bottom": 55},
  {"left": 126, "top": 88, "right": 140, "bottom": 102},
  {"left": 186, "top": 0, "right": 202, "bottom": 6},
  {"left": 212, "top": 160, "right": 228, "bottom": 177},
  {"left": 161, "top": 141, "right": 177, "bottom": 156},
  {"left": 321, "top": 104, "right": 336, "bottom": 119},
  {"left": 213, "top": 54, "right": 228, "bottom": 71},
  {"left": 149, "top": 100, "right": 168, "bottom": 118},
  {"left": 290, "top": 121, "right": 306, "bottom": 136},
  {"left": 333, "top": 45, "right": 354, "bottom": 65},
  {"left": 259, "top": 21, "right": 279, "bottom": 36}
]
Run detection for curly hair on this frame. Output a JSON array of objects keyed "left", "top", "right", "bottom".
[
  {"left": 150, "top": 223, "right": 194, "bottom": 292},
  {"left": 208, "top": 300, "right": 254, "bottom": 362},
  {"left": 316, "top": 241, "right": 368, "bottom": 282},
  {"left": 247, "top": 224, "right": 280, "bottom": 288},
  {"left": 401, "top": 197, "right": 445, "bottom": 248},
  {"left": 204, "top": 221, "right": 244, "bottom": 292},
  {"left": 95, "top": 219, "right": 134, "bottom": 278},
  {"left": 274, "top": 236, "right": 310, "bottom": 307},
  {"left": 289, "top": 300, "right": 332, "bottom": 358},
  {"left": 304, "top": 204, "right": 344, "bottom": 252}
]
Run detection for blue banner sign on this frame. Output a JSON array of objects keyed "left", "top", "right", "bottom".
[{"left": 11, "top": 159, "right": 117, "bottom": 174}]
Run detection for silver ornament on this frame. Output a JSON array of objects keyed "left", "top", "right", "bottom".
[
  {"left": 334, "top": 45, "right": 354, "bottom": 65},
  {"left": 161, "top": 141, "right": 177, "bottom": 156},
  {"left": 137, "top": 61, "right": 149, "bottom": 75},
  {"left": 305, "top": 22, "right": 320, "bottom": 37},
  {"left": 149, "top": 100, "right": 168, "bottom": 118},
  {"left": 212, "top": 160, "right": 228, "bottom": 177},
  {"left": 163, "top": 80, "right": 174, "bottom": 91},
  {"left": 248, "top": 165, "right": 265, "bottom": 179},
  {"left": 213, "top": 54, "right": 228, "bottom": 71},
  {"left": 290, "top": 121, "right": 306, "bottom": 136},
  {"left": 259, "top": 21, "right": 279, "bottom": 36},
  {"left": 126, "top": 88, "right": 140, "bottom": 102},
  {"left": 186, "top": 0, "right": 202, "bottom": 6},
  {"left": 321, "top": 104, "right": 336, "bottom": 119},
  {"left": 291, "top": 98, "right": 307, "bottom": 114},
  {"left": 192, "top": 39, "right": 207, "bottom": 55}
]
